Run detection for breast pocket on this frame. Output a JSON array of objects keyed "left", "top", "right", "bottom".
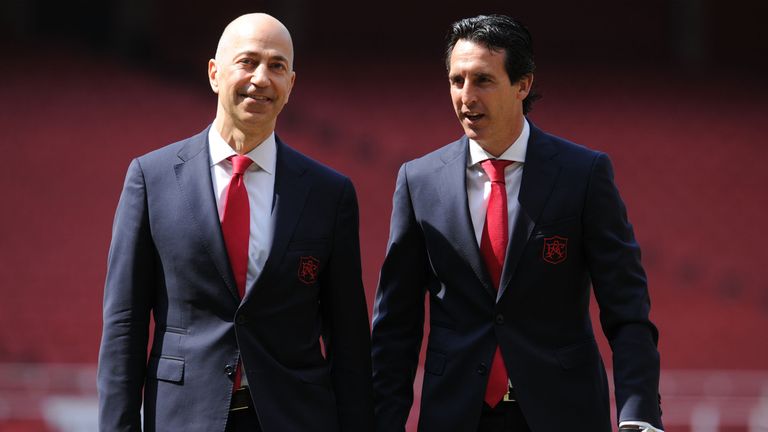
[
  {"left": 287, "top": 239, "right": 329, "bottom": 252},
  {"left": 531, "top": 216, "right": 580, "bottom": 266},
  {"left": 285, "top": 239, "right": 329, "bottom": 286}
]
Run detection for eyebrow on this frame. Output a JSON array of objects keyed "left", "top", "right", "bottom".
[
  {"left": 448, "top": 71, "right": 493, "bottom": 80},
  {"left": 234, "top": 51, "right": 290, "bottom": 64}
]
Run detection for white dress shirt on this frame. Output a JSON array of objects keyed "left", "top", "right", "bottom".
[
  {"left": 466, "top": 119, "right": 529, "bottom": 246},
  {"left": 464, "top": 119, "right": 662, "bottom": 432},
  {"left": 208, "top": 128, "right": 277, "bottom": 388},
  {"left": 208, "top": 127, "right": 276, "bottom": 294}
]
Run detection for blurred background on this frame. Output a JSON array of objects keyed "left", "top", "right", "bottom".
[{"left": 1, "top": 0, "right": 767, "bottom": 430}]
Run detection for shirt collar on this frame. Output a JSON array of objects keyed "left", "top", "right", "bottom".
[
  {"left": 467, "top": 118, "right": 529, "bottom": 167},
  {"left": 208, "top": 127, "right": 277, "bottom": 175}
]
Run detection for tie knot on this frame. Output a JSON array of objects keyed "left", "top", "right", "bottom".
[
  {"left": 481, "top": 159, "right": 513, "bottom": 183},
  {"left": 230, "top": 155, "right": 253, "bottom": 175}
]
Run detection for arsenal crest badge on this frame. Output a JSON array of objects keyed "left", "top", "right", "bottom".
[
  {"left": 542, "top": 236, "right": 568, "bottom": 264},
  {"left": 298, "top": 256, "right": 320, "bottom": 285}
]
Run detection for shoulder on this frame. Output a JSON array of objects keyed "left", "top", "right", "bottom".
[
  {"left": 401, "top": 137, "right": 465, "bottom": 177},
  {"left": 277, "top": 137, "right": 352, "bottom": 188},
  {"left": 133, "top": 127, "right": 209, "bottom": 169},
  {"left": 525, "top": 123, "right": 611, "bottom": 181},
  {"left": 408, "top": 137, "right": 465, "bottom": 168},
  {"left": 530, "top": 124, "right": 602, "bottom": 162}
]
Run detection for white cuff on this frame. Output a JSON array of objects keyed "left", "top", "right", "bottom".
[{"left": 619, "top": 420, "right": 664, "bottom": 432}]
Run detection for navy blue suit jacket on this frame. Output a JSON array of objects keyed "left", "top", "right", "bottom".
[
  {"left": 98, "top": 127, "right": 374, "bottom": 432},
  {"left": 371, "top": 123, "right": 662, "bottom": 431}
]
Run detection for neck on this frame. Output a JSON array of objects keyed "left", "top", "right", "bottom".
[
  {"left": 213, "top": 116, "right": 274, "bottom": 154},
  {"left": 478, "top": 115, "right": 525, "bottom": 157}
]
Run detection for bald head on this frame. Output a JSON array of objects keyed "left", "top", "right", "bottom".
[
  {"left": 208, "top": 13, "right": 297, "bottom": 152},
  {"left": 215, "top": 13, "right": 294, "bottom": 68}
]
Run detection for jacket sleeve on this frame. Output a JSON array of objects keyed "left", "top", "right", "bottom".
[
  {"left": 583, "top": 153, "right": 663, "bottom": 429},
  {"left": 320, "top": 177, "right": 375, "bottom": 431},
  {"left": 371, "top": 163, "right": 430, "bottom": 432},
  {"left": 97, "top": 158, "right": 156, "bottom": 431}
]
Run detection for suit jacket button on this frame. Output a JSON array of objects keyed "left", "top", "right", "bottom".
[
  {"left": 224, "top": 364, "right": 234, "bottom": 376},
  {"left": 236, "top": 314, "right": 248, "bottom": 325},
  {"left": 477, "top": 363, "right": 488, "bottom": 375},
  {"left": 495, "top": 314, "right": 505, "bottom": 325}
]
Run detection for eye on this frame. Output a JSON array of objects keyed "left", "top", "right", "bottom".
[
  {"left": 475, "top": 75, "right": 492, "bottom": 84},
  {"left": 450, "top": 76, "right": 464, "bottom": 87},
  {"left": 269, "top": 62, "right": 287, "bottom": 71},
  {"left": 238, "top": 58, "right": 256, "bottom": 67}
]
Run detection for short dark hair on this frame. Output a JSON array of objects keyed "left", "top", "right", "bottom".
[{"left": 445, "top": 14, "right": 541, "bottom": 114}]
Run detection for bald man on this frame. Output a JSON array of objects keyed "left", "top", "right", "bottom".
[{"left": 97, "top": 13, "right": 374, "bottom": 432}]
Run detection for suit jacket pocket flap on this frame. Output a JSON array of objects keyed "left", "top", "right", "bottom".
[
  {"left": 148, "top": 356, "right": 184, "bottom": 383},
  {"left": 555, "top": 340, "right": 596, "bottom": 370},
  {"left": 295, "top": 366, "right": 331, "bottom": 387},
  {"left": 424, "top": 350, "right": 446, "bottom": 376}
]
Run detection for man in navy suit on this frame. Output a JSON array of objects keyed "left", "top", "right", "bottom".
[
  {"left": 98, "top": 13, "right": 373, "bottom": 432},
  {"left": 371, "top": 15, "right": 662, "bottom": 432}
]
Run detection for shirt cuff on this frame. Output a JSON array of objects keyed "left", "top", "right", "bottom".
[{"left": 619, "top": 420, "right": 664, "bottom": 432}]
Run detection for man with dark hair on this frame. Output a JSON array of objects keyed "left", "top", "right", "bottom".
[
  {"left": 98, "top": 13, "right": 374, "bottom": 432},
  {"left": 371, "top": 14, "right": 662, "bottom": 432},
  {"left": 443, "top": 15, "right": 541, "bottom": 115}
]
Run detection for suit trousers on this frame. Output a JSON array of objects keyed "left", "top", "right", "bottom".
[
  {"left": 477, "top": 401, "right": 531, "bottom": 432},
  {"left": 225, "top": 407, "right": 261, "bottom": 432}
]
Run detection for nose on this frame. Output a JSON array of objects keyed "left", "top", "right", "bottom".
[
  {"left": 460, "top": 83, "right": 477, "bottom": 107},
  {"left": 250, "top": 64, "right": 270, "bottom": 87}
]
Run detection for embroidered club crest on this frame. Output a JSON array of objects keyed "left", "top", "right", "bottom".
[
  {"left": 298, "top": 256, "right": 320, "bottom": 284},
  {"left": 542, "top": 236, "right": 568, "bottom": 264}
]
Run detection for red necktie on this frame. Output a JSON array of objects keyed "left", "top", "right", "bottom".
[
  {"left": 479, "top": 159, "right": 513, "bottom": 407},
  {"left": 220, "top": 155, "right": 253, "bottom": 390}
]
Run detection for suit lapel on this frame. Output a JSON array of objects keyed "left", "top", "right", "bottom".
[
  {"left": 174, "top": 127, "right": 240, "bottom": 301},
  {"left": 439, "top": 138, "right": 497, "bottom": 299},
  {"left": 246, "top": 137, "right": 311, "bottom": 300},
  {"left": 498, "top": 124, "right": 560, "bottom": 300}
]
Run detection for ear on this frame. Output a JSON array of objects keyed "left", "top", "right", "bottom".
[
  {"left": 516, "top": 73, "right": 534, "bottom": 100},
  {"left": 284, "top": 70, "right": 297, "bottom": 103},
  {"left": 208, "top": 59, "right": 219, "bottom": 94}
]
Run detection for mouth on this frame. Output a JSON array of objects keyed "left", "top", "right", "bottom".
[
  {"left": 240, "top": 93, "right": 272, "bottom": 103},
  {"left": 462, "top": 112, "right": 484, "bottom": 123}
]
